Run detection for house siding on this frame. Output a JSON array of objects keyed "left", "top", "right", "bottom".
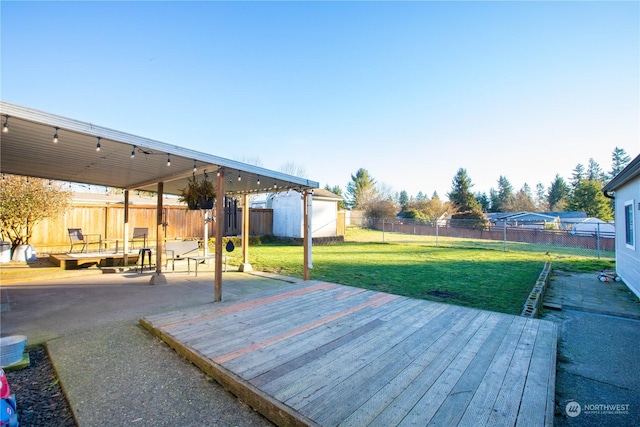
[{"left": 614, "top": 184, "right": 640, "bottom": 298}]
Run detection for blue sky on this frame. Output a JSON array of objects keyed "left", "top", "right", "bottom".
[{"left": 2, "top": 1, "right": 638, "bottom": 200}]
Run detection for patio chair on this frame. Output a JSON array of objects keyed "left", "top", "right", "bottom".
[
  {"left": 130, "top": 227, "right": 149, "bottom": 249},
  {"left": 68, "top": 228, "right": 102, "bottom": 253}
]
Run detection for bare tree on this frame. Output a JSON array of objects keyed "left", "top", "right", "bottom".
[{"left": 279, "top": 161, "right": 307, "bottom": 178}]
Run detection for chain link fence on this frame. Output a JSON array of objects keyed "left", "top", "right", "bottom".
[{"left": 363, "top": 217, "right": 615, "bottom": 259}]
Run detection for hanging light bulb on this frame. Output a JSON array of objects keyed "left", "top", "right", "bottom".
[
  {"left": 131, "top": 145, "right": 136, "bottom": 158},
  {"left": 273, "top": 181, "right": 277, "bottom": 189},
  {"left": 53, "top": 127, "right": 59, "bottom": 144},
  {"left": 238, "top": 172, "right": 242, "bottom": 181},
  {"left": 257, "top": 176, "right": 261, "bottom": 185},
  {"left": 193, "top": 160, "right": 197, "bottom": 172},
  {"left": 96, "top": 137, "right": 101, "bottom": 152},
  {"left": 217, "top": 168, "right": 221, "bottom": 177},
  {"left": 2, "top": 115, "right": 9, "bottom": 133},
  {"left": 167, "top": 154, "right": 171, "bottom": 166}
]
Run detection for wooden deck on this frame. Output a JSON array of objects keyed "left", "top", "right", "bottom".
[
  {"left": 49, "top": 252, "right": 140, "bottom": 270},
  {"left": 141, "top": 280, "right": 557, "bottom": 427}
]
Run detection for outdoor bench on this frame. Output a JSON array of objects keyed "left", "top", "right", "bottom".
[{"left": 163, "top": 240, "right": 200, "bottom": 271}]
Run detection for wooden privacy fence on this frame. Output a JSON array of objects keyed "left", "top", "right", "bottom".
[{"left": 29, "top": 204, "right": 273, "bottom": 254}]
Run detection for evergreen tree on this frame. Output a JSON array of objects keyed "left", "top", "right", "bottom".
[
  {"left": 570, "top": 164, "right": 585, "bottom": 190},
  {"left": 568, "top": 179, "right": 613, "bottom": 221},
  {"left": 609, "top": 147, "right": 632, "bottom": 179},
  {"left": 447, "top": 168, "right": 481, "bottom": 212},
  {"left": 547, "top": 174, "right": 569, "bottom": 211},
  {"left": 346, "top": 168, "right": 377, "bottom": 209},
  {"left": 416, "top": 191, "right": 426, "bottom": 201},
  {"left": 489, "top": 188, "right": 500, "bottom": 213},
  {"left": 475, "top": 192, "right": 490, "bottom": 212},
  {"left": 398, "top": 190, "right": 409, "bottom": 208},
  {"left": 535, "top": 183, "right": 548, "bottom": 211},
  {"left": 494, "top": 176, "right": 514, "bottom": 212},
  {"left": 586, "top": 158, "right": 606, "bottom": 184},
  {"left": 324, "top": 184, "right": 347, "bottom": 210}
]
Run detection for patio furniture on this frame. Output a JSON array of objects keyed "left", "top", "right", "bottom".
[
  {"left": 163, "top": 240, "right": 200, "bottom": 271},
  {"left": 68, "top": 228, "right": 102, "bottom": 253},
  {"left": 186, "top": 254, "right": 227, "bottom": 277},
  {"left": 137, "top": 248, "right": 153, "bottom": 272},
  {"left": 131, "top": 228, "right": 148, "bottom": 249}
]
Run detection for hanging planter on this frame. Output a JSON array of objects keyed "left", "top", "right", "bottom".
[
  {"left": 179, "top": 174, "right": 216, "bottom": 210},
  {"left": 199, "top": 198, "right": 214, "bottom": 210}
]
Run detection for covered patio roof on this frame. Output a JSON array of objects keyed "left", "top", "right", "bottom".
[{"left": 0, "top": 101, "right": 319, "bottom": 196}]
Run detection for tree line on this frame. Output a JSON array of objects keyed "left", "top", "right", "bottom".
[{"left": 328, "top": 147, "right": 632, "bottom": 223}]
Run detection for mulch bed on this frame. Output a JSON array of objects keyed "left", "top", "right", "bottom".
[{"left": 4, "top": 346, "right": 76, "bottom": 426}]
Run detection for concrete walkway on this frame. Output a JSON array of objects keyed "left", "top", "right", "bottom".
[{"left": 543, "top": 271, "right": 640, "bottom": 427}]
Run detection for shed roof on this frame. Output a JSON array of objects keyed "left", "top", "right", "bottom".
[{"left": 0, "top": 101, "right": 318, "bottom": 197}]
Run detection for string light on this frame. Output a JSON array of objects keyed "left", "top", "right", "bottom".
[
  {"left": 96, "top": 137, "right": 101, "bottom": 152},
  {"left": 257, "top": 176, "right": 261, "bottom": 185},
  {"left": 238, "top": 172, "right": 242, "bottom": 181},
  {"left": 273, "top": 181, "right": 277, "bottom": 189},
  {"left": 217, "top": 168, "right": 221, "bottom": 177},
  {"left": 166, "top": 154, "right": 171, "bottom": 166},
  {"left": 131, "top": 145, "right": 136, "bottom": 158},
  {"left": 53, "top": 127, "right": 59, "bottom": 144},
  {"left": 193, "top": 160, "right": 197, "bottom": 172},
  {"left": 2, "top": 115, "right": 9, "bottom": 133}
]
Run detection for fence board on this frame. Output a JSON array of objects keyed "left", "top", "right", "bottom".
[{"left": 27, "top": 203, "right": 274, "bottom": 253}]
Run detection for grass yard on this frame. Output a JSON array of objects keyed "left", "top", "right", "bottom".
[{"left": 228, "top": 227, "right": 615, "bottom": 315}]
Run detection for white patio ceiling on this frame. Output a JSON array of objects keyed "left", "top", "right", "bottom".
[{"left": 0, "top": 101, "right": 318, "bottom": 197}]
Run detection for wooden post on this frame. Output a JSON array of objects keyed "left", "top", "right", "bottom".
[
  {"left": 214, "top": 169, "right": 225, "bottom": 301},
  {"left": 150, "top": 182, "right": 167, "bottom": 285},
  {"left": 156, "top": 182, "right": 164, "bottom": 274},
  {"left": 303, "top": 190, "right": 312, "bottom": 280},
  {"left": 123, "top": 190, "right": 129, "bottom": 265},
  {"left": 239, "top": 193, "right": 252, "bottom": 272}
]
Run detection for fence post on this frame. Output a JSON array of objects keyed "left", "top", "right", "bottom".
[
  {"left": 503, "top": 221, "right": 507, "bottom": 252},
  {"left": 382, "top": 218, "right": 385, "bottom": 243},
  {"left": 435, "top": 220, "right": 439, "bottom": 247},
  {"left": 596, "top": 222, "right": 601, "bottom": 259}
]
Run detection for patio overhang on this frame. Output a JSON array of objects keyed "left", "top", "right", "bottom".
[
  {"left": 1, "top": 101, "right": 318, "bottom": 296},
  {"left": 0, "top": 101, "right": 319, "bottom": 196}
]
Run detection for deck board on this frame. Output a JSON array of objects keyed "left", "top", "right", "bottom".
[{"left": 141, "top": 280, "right": 557, "bottom": 426}]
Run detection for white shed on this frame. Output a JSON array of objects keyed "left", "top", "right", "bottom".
[
  {"left": 603, "top": 153, "right": 640, "bottom": 298},
  {"left": 570, "top": 218, "right": 615, "bottom": 237},
  {"left": 269, "top": 189, "right": 343, "bottom": 238}
]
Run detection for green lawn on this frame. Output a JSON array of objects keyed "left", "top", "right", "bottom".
[{"left": 227, "top": 227, "right": 614, "bottom": 315}]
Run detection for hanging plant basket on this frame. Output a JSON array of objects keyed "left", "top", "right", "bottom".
[
  {"left": 199, "top": 198, "right": 214, "bottom": 210},
  {"left": 179, "top": 175, "right": 216, "bottom": 210}
]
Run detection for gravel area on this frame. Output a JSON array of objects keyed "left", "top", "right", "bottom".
[{"left": 5, "top": 346, "right": 76, "bottom": 427}]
